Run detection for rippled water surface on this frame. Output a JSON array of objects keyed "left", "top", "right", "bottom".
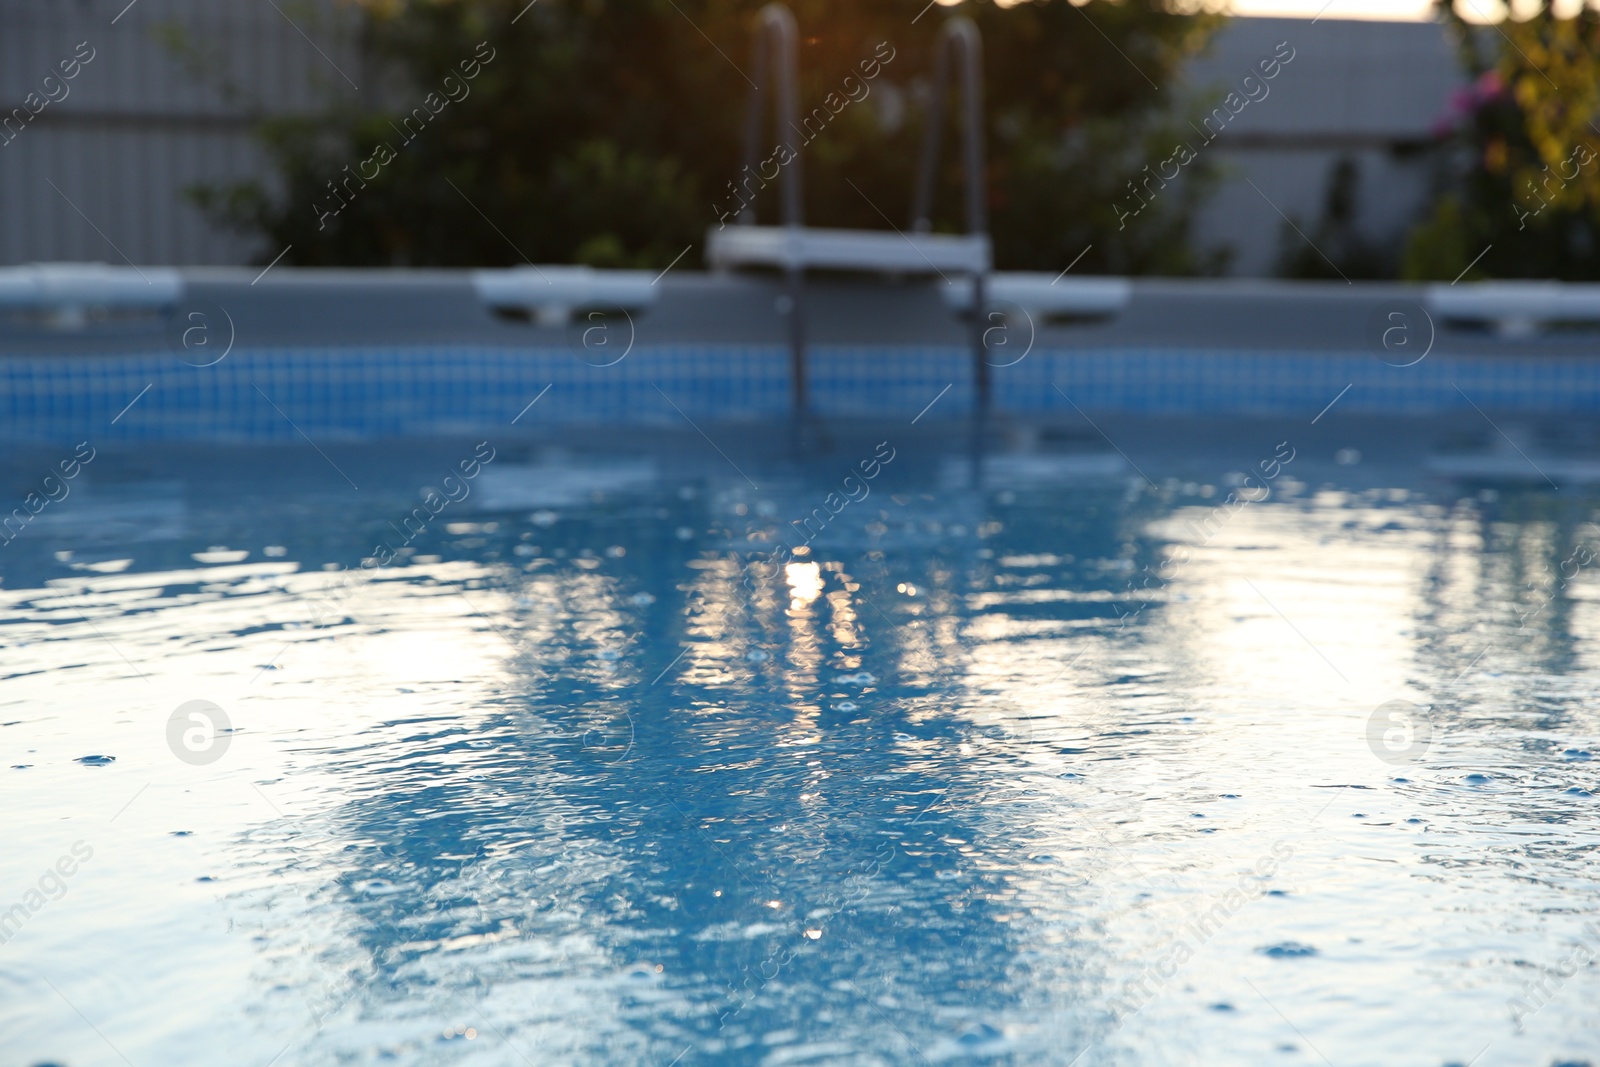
[{"left": 4, "top": 419, "right": 1599, "bottom": 1066}]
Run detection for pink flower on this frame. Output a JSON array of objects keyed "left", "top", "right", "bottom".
[
  {"left": 1430, "top": 86, "right": 1473, "bottom": 137},
  {"left": 1430, "top": 71, "right": 1506, "bottom": 138}
]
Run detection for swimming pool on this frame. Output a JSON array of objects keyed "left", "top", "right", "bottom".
[{"left": 4, "top": 274, "right": 1600, "bottom": 1066}]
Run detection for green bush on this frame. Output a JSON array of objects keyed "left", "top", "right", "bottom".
[
  {"left": 1401, "top": 0, "right": 1600, "bottom": 281},
  {"left": 185, "top": 0, "right": 1226, "bottom": 273}
]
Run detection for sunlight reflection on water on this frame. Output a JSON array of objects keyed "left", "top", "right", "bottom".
[{"left": 2, "top": 425, "right": 1599, "bottom": 1066}]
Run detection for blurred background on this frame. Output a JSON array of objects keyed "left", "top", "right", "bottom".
[{"left": 2, "top": 0, "right": 1595, "bottom": 280}]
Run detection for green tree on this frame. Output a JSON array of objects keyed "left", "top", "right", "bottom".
[
  {"left": 1402, "top": 0, "right": 1600, "bottom": 281},
  {"left": 188, "top": 0, "right": 1226, "bottom": 273}
]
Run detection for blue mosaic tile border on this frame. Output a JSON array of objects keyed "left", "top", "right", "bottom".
[
  {"left": 1, "top": 343, "right": 1597, "bottom": 442},
  {"left": 998, "top": 349, "right": 1600, "bottom": 416}
]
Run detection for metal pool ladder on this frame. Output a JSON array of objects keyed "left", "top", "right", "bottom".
[{"left": 705, "top": 4, "right": 992, "bottom": 414}]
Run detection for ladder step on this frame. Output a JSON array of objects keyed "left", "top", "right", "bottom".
[
  {"left": 707, "top": 225, "right": 990, "bottom": 275},
  {"left": 472, "top": 265, "right": 657, "bottom": 326},
  {"left": 942, "top": 273, "right": 1131, "bottom": 318}
]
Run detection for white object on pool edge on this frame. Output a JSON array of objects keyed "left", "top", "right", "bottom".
[
  {"left": 0, "top": 263, "right": 184, "bottom": 326},
  {"left": 472, "top": 265, "right": 658, "bottom": 327},
  {"left": 942, "top": 272, "right": 1131, "bottom": 320},
  {"left": 1425, "top": 280, "right": 1600, "bottom": 338},
  {"left": 706, "top": 224, "right": 991, "bottom": 274}
]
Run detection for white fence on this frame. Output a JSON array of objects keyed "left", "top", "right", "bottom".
[{"left": 0, "top": 0, "right": 355, "bottom": 266}]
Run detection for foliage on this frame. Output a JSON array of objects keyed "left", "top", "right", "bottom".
[
  {"left": 1402, "top": 0, "right": 1600, "bottom": 281},
  {"left": 185, "top": 0, "right": 1226, "bottom": 273}
]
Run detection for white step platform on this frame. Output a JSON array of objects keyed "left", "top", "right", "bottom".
[
  {"left": 942, "top": 272, "right": 1131, "bottom": 320},
  {"left": 0, "top": 263, "right": 183, "bottom": 327},
  {"left": 472, "top": 265, "right": 658, "bottom": 326},
  {"left": 706, "top": 225, "right": 990, "bottom": 275},
  {"left": 1426, "top": 281, "right": 1600, "bottom": 338}
]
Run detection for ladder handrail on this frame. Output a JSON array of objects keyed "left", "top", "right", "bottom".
[
  {"left": 911, "top": 17, "right": 987, "bottom": 242},
  {"left": 911, "top": 17, "right": 991, "bottom": 409},
  {"left": 737, "top": 3, "right": 808, "bottom": 413},
  {"left": 729, "top": 5, "right": 992, "bottom": 416},
  {"left": 737, "top": 4, "right": 803, "bottom": 230}
]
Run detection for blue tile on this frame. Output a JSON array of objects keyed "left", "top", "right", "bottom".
[{"left": 1, "top": 343, "right": 1598, "bottom": 442}]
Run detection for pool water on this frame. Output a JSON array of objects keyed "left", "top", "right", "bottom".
[{"left": 2, "top": 418, "right": 1599, "bottom": 1067}]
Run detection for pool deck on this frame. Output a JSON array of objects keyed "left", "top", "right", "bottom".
[{"left": 0, "top": 269, "right": 1596, "bottom": 357}]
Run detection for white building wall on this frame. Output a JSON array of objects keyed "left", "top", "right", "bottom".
[
  {"left": 0, "top": 0, "right": 356, "bottom": 267},
  {"left": 1182, "top": 16, "right": 1466, "bottom": 274}
]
